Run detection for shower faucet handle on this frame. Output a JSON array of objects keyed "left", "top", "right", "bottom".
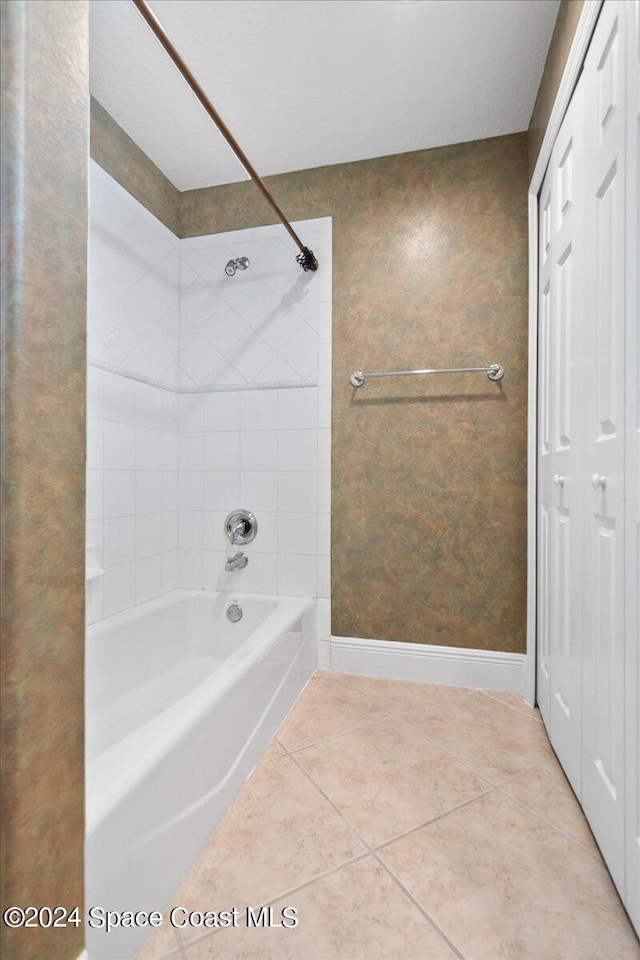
[{"left": 224, "top": 509, "right": 258, "bottom": 545}]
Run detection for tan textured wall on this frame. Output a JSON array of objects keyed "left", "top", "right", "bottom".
[
  {"left": 528, "top": 0, "right": 586, "bottom": 173},
  {"left": 90, "top": 96, "right": 181, "bottom": 234},
  {"left": 0, "top": 2, "right": 87, "bottom": 958},
  {"left": 180, "top": 135, "right": 529, "bottom": 652}
]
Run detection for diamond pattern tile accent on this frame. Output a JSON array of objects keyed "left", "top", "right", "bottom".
[
  {"left": 178, "top": 233, "right": 322, "bottom": 388},
  {"left": 88, "top": 161, "right": 326, "bottom": 391}
]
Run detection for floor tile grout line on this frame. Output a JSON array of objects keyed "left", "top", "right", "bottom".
[
  {"left": 281, "top": 686, "right": 487, "bottom": 773},
  {"left": 154, "top": 947, "right": 180, "bottom": 960},
  {"left": 318, "top": 760, "right": 559, "bottom": 857},
  {"left": 497, "top": 786, "right": 605, "bottom": 863},
  {"left": 480, "top": 689, "right": 543, "bottom": 723},
  {"left": 137, "top": 903, "right": 191, "bottom": 959},
  {"left": 287, "top": 749, "right": 376, "bottom": 852},
  {"left": 494, "top": 755, "right": 556, "bottom": 786},
  {"left": 287, "top": 735, "right": 489, "bottom": 960},
  {"left": 286, "top": 723, "right": 503, "bottom": 857},
  {"left": 309, "top": 671, "right": 481, "bottom": 718},
  {"left": 177, "top": 726, "right": 377, "bottom": 954},
  {"left": 159, "top": 680, "right": 539, "bottom": 958},
  {"left": 394, "top": 714, "right": 499, "bottom": 784},
  {"left": 372, "top": 850, "right": 467, "bottom": 960},
  {"left": 312, "top": 670, "right": 476, "bottom": 715},
  {"left": 174, "top": 923, "right": 189, "bottom": 960},
  {"left": 177, "top": 852, "right": 373, "bottom": 953},
  {"left": 148, "top": 679, "right": 629, "bottom": 959},
  {"left": 460, "top": 687, "right": 546, "bottom": 729},
  {"left": 336, "top": 676, "right": 476, "bottom": 712},
  {"left": 279, "top": 694, "right": 557, "bottom": 857},
  {"left": 257, "top": 852, "right": 371, "bottom": 910},
  {"left": 282, "top": 675, "right": 547, "bottom": 789},
  {"left": 152, "top": 752, "right": 557, "bottom": 958},
  {"left": 279, "top": 713, "right": 393, "bottom": 756},
  {"left": 496, "top": 755, "right": 554, "bottom": 784},
  {"left": 198, "top": 741, "right": 472, "bottom": 960},
  {"left": 373, "top": 787, "right": 501, "bottom": 854},
  {"left": 397, "top": 711, "right": 554, "bottom": 788}
]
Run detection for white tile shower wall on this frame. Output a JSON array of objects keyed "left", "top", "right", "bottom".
[
  {"left": 86, "top": 368, "right": 179, "bottom": 623},
  {"left": 88, "top": 161, "right": 179, "bottom": 386},
  {"left": 86, "top": 160, "right": 331, "bottom": 635},
  {"left": 176, "top": 220, "right": 332, "bottom": 627},
  {"left": 86, "top": 161, "right": 180, "bottom": 623}
]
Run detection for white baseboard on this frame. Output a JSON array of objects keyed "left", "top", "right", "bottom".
[
  {"left": 316, "top": 638, "right": 331, "bottom": 670},
  {"left": 330, "top": 636, "right": 526, "bottom": 694}
]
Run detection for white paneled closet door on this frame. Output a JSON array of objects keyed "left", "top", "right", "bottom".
[
  {"left": 537, "top": 73, "right": 588, "bottom": 795},
  {"left": 624, "top": 0, "right": 639, "bottom": 934},
  {"left": 537, "top": 0, "right": 639, "bottom": 932},
  {"left": 537, "top": 165, "right": 553, "bottom": 726},
  {"left": 581, "top": 0, "right": 628, "bottom": 894}
]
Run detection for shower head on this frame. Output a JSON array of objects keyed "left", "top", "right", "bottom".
[{"left": 225, "top": 256, "right": 250, "bottom": 277}]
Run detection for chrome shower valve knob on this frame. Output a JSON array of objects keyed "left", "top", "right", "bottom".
[
  {"left": 224, "top": 509, "right": 258, "bottom": 545},
  {"left": 553, "top": 474, "right": 565, "bottom": 487},
  {"left": 591, "top": 473, "right": 606, "bottom": 490}
]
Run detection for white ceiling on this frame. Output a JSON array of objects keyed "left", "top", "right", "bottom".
[{"left": 89, "top": 0, "right": 559, "bottom": 191}]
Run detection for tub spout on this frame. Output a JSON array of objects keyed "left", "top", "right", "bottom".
[{"left": 225, "top": 551, "right": 248, "bottom": 572}]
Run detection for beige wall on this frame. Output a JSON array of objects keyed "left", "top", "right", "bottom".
[
  {"left": 528, "top": 0, "right": 586, "bottom": 173},
  {"left": 90, "top": 96, "right": 181, "bottom": 235},
  {"left": 1, "top": 2, "right": 87, "bottom": 958}
]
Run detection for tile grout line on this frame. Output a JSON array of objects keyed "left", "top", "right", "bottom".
[
  {"left": 330, "top": 674, "right": 475, "bottom": 713},
  {"left": 371, "top": 851, "right": 467, "bottom": 960},
  {"left": 286, "top": 744, "right": 375, "bottom": 851},
  {"left": 372, "top": 788, "right": 501, "bottom": 855},
  {"left": 491, "top": 755, "right": 556, "bottom": 785},
  {"left": 279, "top": 672, "right": 480, "bottom": 759},
  {"left": 280, "top": 713, "right": 392, "bottom": 756},
  {"left": 497, "top": 787, "right": 605, "bottom": 863},
  {"left": 173, "top": 923, "right": 189, "bottom": 960},
  {"left": 177, "top": 714, "right": 374, "bottom": 955},
  {"left": 159, "top": 679, "right": 542, "bottom": 958},
  {"left": 397, "top": 709, "right": 554, "bottom": 788},
  {"left": 285, "top": 740, "right": 470, "bottom": 960},
  {"left": 285, "top": 722, "right": 498, "bottom": 851},
  {"left": 139, "top": 768, "right": 550, "bottom": 960},
  {"left": 157, "top": 684, "right": 565, "bottom": 959},
  {"left": 280, "top": 685, "right": 558, "bottom": 853},
  {"left": 177, "top": 852, "right": 373, "bottom": 955},
  {"left": 368, "top": 758, "right": 572, "bottom": 857},
  {"left": 393, "top": 713, "right": 501, "bottom": 784},
  {"left": 141, "top": 680, "right": 554, "bottom": 957},
  {"left": 479, "top": 689, "right": 543, "bottom": 722},
  {"left": 158, "top": 756, "right": 559, "bottom": 957}
]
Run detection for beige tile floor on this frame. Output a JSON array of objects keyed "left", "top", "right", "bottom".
[{"left": 138, "top": 671, "right": 640, "bottom": 960}]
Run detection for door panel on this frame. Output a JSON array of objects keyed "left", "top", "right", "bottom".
[
  {"left": 581, "top": 0, "right": 628, "bottom": 895},
  {"left": 624, "top": 0, "right": 640, "bottom": 934},
  {"left": 537, "top": 167, "right": 554, "bottom": 725},
  {"left": 545, "top": 76, "right": 587, "bottom": 795}
]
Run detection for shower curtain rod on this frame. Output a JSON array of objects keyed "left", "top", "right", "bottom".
[{"left": 130, "top": 0, "right": 318, "bottom": 272}]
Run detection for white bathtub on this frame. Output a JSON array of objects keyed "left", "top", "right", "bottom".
[{"left": 85, "top": 589, "right": 315, "bottom": 960}]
